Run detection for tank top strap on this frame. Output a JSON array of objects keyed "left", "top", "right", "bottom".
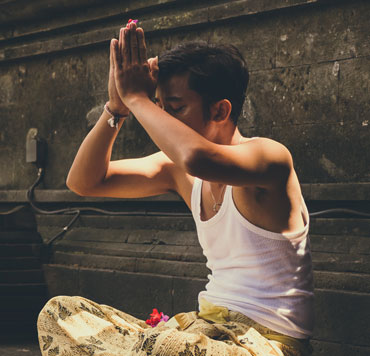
[{"left": 191, "top": 177, "right": 202, "bottom": 220}]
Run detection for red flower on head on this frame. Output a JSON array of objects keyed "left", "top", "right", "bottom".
[{"left": 127, "top": 19, "right": 138, "bottom": 27}]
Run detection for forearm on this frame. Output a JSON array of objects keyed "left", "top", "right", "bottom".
[
  {"left": 127, "top": 95, "right": 209, "bottom": 171},
  {"left": 66, "top": 109, "right": 125, "bottom": 194}
]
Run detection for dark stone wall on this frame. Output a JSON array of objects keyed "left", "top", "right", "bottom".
[
  {"left": 1, "top": 1, "right": 370, "bottom": 355},
  {"left": 0, "top": 0, "right": 369, "bottom": 190}
]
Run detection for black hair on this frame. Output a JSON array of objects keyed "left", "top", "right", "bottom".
[{"left": 158, "top": 41, "right": 249, "bottom": 125}]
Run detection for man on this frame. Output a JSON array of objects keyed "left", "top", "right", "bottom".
[{"left": 38, "top": 21, "right": 313, "bottom": 356}]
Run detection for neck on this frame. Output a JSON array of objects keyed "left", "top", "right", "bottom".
[{"left": 208, "top": 123, "right": 243, "bottom": 145}]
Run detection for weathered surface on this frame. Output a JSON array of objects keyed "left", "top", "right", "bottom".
[
  {"left": 0, "top": 343, "right": 41, "bottom": 356},
  {"left": 0, "top": 209, "right": 48, "bottom": 345},
  {"left": 1, "top": 0, "right": 370, "bottom": 355},
  {"left": 0, "top": 0, "right": 369, "bottom": 189}
]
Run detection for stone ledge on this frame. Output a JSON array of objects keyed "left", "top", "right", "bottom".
[
  {"left": 0, "top": 0, "right": 176, "bottom": 27},
  {"left": 1, "top": 183, "right": 370, "bottom": 203},
  {"left": 310, "top": 218, "right": 370, "bottom": 236},
  {"left": 51, "top": 249, "right": 370, "bottom": 292},
  {"left": 314, "top": 288, "right": 370, "bottom": 346},
  {"left": 52, "top": 251, "right": 210, "bottom": 278},
  {"left": 33, "top": 214, "right": 370, "bottom": 236},
  {"left": 53, "top": 240, "right": 206, "bottom": 263},
  {"left": 310, "top": 339, "right": 370, "bottom": 356},
  {"left": 0, "top": 189, "right": 182, "bottom": 203},
  {"left": 35, "top": 214, "right": 196, "bottom": 231},
  {"left": 314, "top": 271, "right": 370, "bottom": 294},
  {"left": 50, "top": 227, "right": 199, "bottom": 246},
  {"left": 0, "top": 0, "right": 319, "bottom": 62}
]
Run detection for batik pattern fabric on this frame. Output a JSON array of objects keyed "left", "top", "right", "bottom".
[{"left": 37, "top": 296, "right": 312, "bottom": 356}]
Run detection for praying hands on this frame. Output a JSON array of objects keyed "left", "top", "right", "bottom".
[{"left": 109, "top": 21, "right": 158, "bottom": 113}]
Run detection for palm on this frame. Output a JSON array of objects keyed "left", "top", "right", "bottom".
[
  {"left": 112, "top": 23, "right": 158, "bottom": 105},
  {"left": 108, "top": 66, "right": 121, "bottom": 104},
  {"left": 108, "top": 39, "right": 129, "bottom": 115}
]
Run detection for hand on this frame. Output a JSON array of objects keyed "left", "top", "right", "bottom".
[
  {"left": 107, "top": 39, "right": 129, "bottom": 115},
  {"left": 148, "top": 56, "right": 159, "bottom": 82},
  {"left": 112, "top": 22, "right": 157, "bottom": 105}
]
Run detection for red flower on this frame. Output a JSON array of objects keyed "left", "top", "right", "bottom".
[
  {"left": 126, "top": 19, "right": 138, "bottom": 27},
  {"left": 145, "top": 308, "right": 169, "bottom": 327}
]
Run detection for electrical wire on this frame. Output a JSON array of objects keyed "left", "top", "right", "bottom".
[
  {"left": 0, "top": 205, "right": 27, "bottom": 215},
  {"left": 26, "top": 168, "right": 191, "bottom": 245},
  {"left": 46, "top": 210, "right": 81, "bottom": 246},
  {"left": 27, "top": 168, "right": 191, "bottom": 217},
  {"left": 2, "top": 167, "right": 369, "bottom": 245},
  {"left": 309, "top": 208, "right": 370, "bottom": 218}
]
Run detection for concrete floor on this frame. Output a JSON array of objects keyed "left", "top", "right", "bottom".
[{"left": 0, "top": 343, "right": 41, "bottom": 356}]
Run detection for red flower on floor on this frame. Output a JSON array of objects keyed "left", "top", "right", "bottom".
[{"left": 145, "top": 308, "right": 169, "bottom": 327}]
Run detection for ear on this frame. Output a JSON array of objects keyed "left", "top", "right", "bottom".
[{"left": 210, "top": 99, "right": 232, "bottom": 122}]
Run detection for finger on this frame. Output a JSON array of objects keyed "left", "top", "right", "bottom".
[
  {"left": 137, "top": 28, "right": 147, "bottom": 64},
  {"left": 147, "top": 58, "right": 158, "bottom": 82},
  {"left": 153, "top": 55, "right": 159, "bottom": 71},
  {"left": 149, "top": 56, "right": 159, "bottom": 79},
  {"left": 129, "top": 23, "right": 139, "bottom": 64},
  {"left": 118, "top": 28, "right": 127, "bottom": 69},
  {"left": 119, "top": 27, "right": 124, "bottom": 58},
  {"left": 148, "top": 57, "right": 154, "bottom": 70},
  {"left": 109, "top": 40, "right": 113, "bottom": 71},
  {"left": 110, "top": 39, "right": 118, "bottom": 71},
  {"left": 112, "top": 38, "right": 121, "bottom": 71},
  {"left": 123, "top": 28, "right": 130, "bottom": 68}
]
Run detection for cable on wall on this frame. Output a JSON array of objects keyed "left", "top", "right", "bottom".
[{"left": 1, "top": 167, "right": 369, "bottom": 246}]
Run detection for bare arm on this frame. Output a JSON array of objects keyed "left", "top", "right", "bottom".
[
  {"left": 66, "top": 109, "right": 123, "bottom": 195},
  {"left": 66, "top": 38, "right": 176, "bottom": 198}
]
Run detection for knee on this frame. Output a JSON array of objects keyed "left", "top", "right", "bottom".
[
  {"left": 39, "top": 295, "right": 75, "bottom": 313},
  {"left": 37, "top": 296, "right": 79, "bottom": 328}
]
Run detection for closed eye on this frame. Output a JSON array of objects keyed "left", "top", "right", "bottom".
[{"left": 168, "top": 106, "right": 185, "bottom": 114}]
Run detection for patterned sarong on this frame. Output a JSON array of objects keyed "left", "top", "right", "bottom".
[{"left": 37, "top": 296, "right": 312, "bottom": 356}]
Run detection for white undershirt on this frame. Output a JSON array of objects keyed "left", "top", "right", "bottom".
[{"left": 191, "top": 177, "right": 314, "bottom": 339}]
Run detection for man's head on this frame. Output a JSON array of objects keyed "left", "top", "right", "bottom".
[{"left": 157, "top": 42, "right": 249, "bottom": 126}]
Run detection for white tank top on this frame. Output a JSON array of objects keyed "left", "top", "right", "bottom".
[{"left": 191, "top": 177, "right": 314, "bottom": 339}]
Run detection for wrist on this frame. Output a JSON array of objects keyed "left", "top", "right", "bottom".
[
  {"left": 104, "top": 102, "right": 129, "bottom": 129},
  {"left": 106, "top": 101, "right": 129, "bottom": 117},
  {"left": 124, "top": 93, "right": 151, "bottom": 110}
]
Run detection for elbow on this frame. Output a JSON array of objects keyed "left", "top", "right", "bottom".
[
  {"left": 183, "top": 146, "right": 210, "bottom": 177},
  {"left": 66, "top": 172, "right": 90, "bottom": 197},
  {"left": 66, "top": 177, "right": 82, "bottom": 196}
]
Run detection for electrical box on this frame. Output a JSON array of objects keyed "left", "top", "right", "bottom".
[{"left": 26, "top": 128, "right": 47, "bottom": 167}]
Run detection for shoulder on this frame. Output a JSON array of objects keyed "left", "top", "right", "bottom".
[
  {"left": 183, "top": 136, "right": 293, "bottom": 189},
  {"left": 241, "top": 137, "right": 293, "bottom": 166},
  {"left": 242, "top": 136, "right": 289, "bottom": 150},
  {"left": 239, "top": 137, "right": 294, "bottom": 187}
]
